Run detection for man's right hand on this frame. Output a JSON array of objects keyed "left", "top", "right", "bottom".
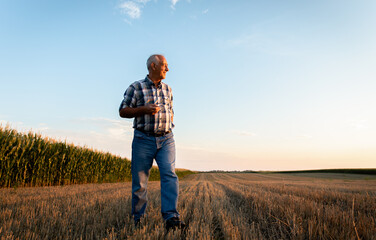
[
  {"left": 143, "top": 104, "right": 160, "bottom": 115},
  {"left": 120, "top": 105, "right": 160, "bottom": 118}
]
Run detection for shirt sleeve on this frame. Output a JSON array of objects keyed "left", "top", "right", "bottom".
[{"left": 119, "top": 85, "right": 137, "bottom": 111}]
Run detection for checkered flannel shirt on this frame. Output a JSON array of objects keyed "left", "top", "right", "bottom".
[{"left": 119, "top": 76, "right": 174, "bottom": 133}]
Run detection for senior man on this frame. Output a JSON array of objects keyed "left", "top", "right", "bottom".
[{"left": 119, "top": 54, "right": 185, "bottom": 231}]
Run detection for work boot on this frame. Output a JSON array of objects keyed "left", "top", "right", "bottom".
[
  {"left": 165, "top": 217, "right": 186, "bottom": 231},
  {"left": 134, "top": 219, "right": 141, "bottom": 228}
]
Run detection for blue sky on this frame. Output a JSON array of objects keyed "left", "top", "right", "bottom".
[{"left": 1, "top": 0, "right": 375, "bottom": 171}]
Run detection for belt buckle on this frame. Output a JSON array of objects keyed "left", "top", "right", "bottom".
[
  {"left": 155, "top": 131, "right": 170, "bottom": 137},
  {"left": 137, "top": 129, "right": 170, "bottom": 137}
]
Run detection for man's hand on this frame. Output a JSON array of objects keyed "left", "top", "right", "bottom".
[
  {"left": 119, "top": 104, "right": 160, "bottom": 118},
  {"left": 143, "top": 104, "right": 160, "bottom": 115}
]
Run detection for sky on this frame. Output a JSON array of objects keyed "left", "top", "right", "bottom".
[{"left": 1, "top": 0, "right": 375, "bottom": 171}]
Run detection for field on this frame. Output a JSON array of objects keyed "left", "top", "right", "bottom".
[
  {"left": 0, "top": 125, "right": 193, "bottom": 187},
  {"left": 1, "top": 172, "right": 376, "bottom": 239}
]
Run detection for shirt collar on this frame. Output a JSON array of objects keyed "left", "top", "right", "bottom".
[{"left": 146, "top": 75, "right": 162, "bottom": 88}]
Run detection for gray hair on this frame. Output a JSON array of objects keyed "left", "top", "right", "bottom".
[{"left": 146, "top": 54, "right": 164, "bottom": 70}]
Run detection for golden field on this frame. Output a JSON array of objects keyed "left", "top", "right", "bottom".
[{"left": 1, "top": 172, "right": 375, "bottom": 239}]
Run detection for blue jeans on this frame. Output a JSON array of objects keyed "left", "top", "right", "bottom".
[{"left": 131, "top": 129, "right": 179, "bottom": 221}]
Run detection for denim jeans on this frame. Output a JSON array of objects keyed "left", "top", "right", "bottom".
[{"left": 131, "top": 129, "right": 179, "bottom": 221}]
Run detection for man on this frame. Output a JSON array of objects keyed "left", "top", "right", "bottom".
[{"left": 119, "top": 54, "right": 185, "bottom": 231}]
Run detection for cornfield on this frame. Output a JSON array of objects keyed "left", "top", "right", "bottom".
[
  {"left": 0, "top": 126, "right": 192, "bottom": 187},
  {"left": 1, "top": 172, "right": 375, "bottom": 239}
]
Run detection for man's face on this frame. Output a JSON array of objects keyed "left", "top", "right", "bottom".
[{"left": 154, "top": 56, "right": 169, "bottom": 79}]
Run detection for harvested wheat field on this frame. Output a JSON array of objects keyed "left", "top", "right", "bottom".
[{"left": 1, "top": 173, "right": 376, "bottom": 239}]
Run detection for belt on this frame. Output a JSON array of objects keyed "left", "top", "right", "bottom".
[{"left": 136, "top": 129, "right": 171, "bottom": 137}]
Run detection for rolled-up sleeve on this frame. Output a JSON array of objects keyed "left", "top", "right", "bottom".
[{"left": 119, "top": 85, "right": 136, "bottom": 111}]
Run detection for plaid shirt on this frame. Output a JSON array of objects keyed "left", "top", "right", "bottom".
[{"left": 119, "top": 76, "right": 174, "bottom": 133}]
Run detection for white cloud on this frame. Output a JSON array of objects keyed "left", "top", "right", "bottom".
[
  {"left": 171, "top": 0, "right": 180, "bottom": 8},
  {"left": 202, "top": 9, "right": 209, "bottom": 14},
  {"left": 119, "top": 1, "right": 142, "bottom": 19},
  {"left": 65, "top": 117, "right": 134, "bottom": 157},
  {"left": 135, "top": 0, "right": 151, "bottom": 3},
  {"left": 123, "top": 18, "right": 133, "bottom": 25},
  {"left": 119, "top": 0, "right": 187, "bottom": 20},
  {"left": 73, "top": 117, "right": 133, "bottom": 141},
  {"left": 118, "top": 0, "right": 152, "bottom": 20}
]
